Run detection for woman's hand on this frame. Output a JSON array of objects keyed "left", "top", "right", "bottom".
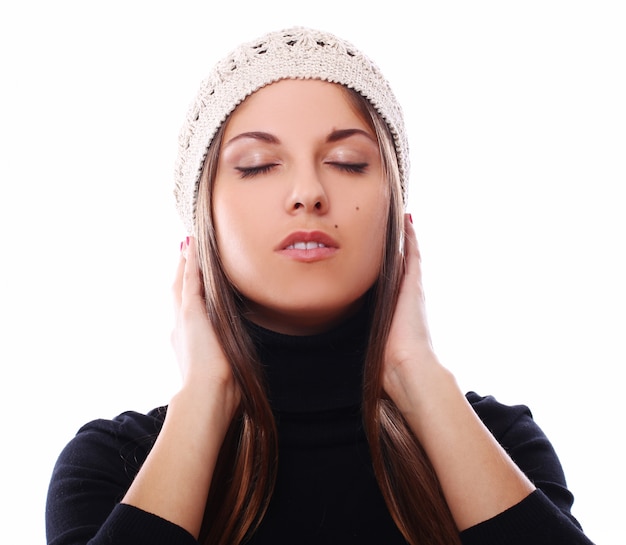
[
  {"left": 382, "top": 214, "right": 535, "bottom": 530},
  {"left": 171, "top": 236, "right": 240, "bottom": 413},
  {"left": 121, "top": 237, "right": 240, "bottom": 538},
  {"left": 382, "top": 214, "right": 442, "bottom": 411}
]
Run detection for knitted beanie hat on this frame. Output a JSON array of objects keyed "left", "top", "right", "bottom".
[{"left": 174, "top": 26, "right": 409, "bottom": 234}]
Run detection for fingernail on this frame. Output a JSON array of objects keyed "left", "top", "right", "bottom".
[{"left": 408, "top": 213, "right": 413, "bottom": 224}]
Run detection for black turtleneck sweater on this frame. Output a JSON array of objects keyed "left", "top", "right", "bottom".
[{"left": 46, "top": 309, "right": 593, "bottom": 544}]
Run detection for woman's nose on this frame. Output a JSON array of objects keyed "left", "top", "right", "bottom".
[{"left": 286, "top": 167, "right": 329, "bottom": 214}]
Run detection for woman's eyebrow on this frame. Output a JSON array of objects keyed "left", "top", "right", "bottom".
[
  {"left": 326, "top": 128, "right": 376, "bottom": 144},
  {"left": 223, "top": 131, "right": 280, "bottom": 149},
  {"left": 222, "top": 128, "right": 376, "bottom": 149}
]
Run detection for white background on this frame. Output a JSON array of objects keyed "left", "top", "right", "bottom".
[{"left": 1, "top": 1, "right": 623, "bottom": 543}]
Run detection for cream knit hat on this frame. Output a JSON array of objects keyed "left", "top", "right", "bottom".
[{"left": 174, "top": 26, "right": 409, "bottom": 234}]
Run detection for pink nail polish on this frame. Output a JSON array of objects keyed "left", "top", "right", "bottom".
[{"left": 408, "top": 213, "right": 413, "bottom": 224}]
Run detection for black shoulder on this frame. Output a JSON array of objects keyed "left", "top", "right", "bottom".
[
  {"left": 46, "top": 407, "right": 167, "bottom": 544},
  {"left": 465, "top": 391, "right": 533, "bottom": 437},
  {"left": 61, "top": 407, "right": 167, "bottom": 478}
]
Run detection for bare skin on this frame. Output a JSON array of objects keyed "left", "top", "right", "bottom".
[
  {"left": 383, "top": 215, "right": 535, "bottom": 530},
  {"left": 121, "top": 223, "right": 535, "bottom": 536},
  {"left": 120, "top": 80, "right": 535, "bottom": 537},
  {"left": 121, "top": 237, "right": 240, "bottom": 538},
  {"left": 213, "top": 80, "right": 388, "bottom": 335}
]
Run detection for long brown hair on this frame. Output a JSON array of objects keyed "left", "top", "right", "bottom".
[{"left": 194, "top": 85, "right": 461, "bottom": 545}]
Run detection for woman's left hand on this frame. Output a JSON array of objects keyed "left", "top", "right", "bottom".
[
  {"left": 382, "top": 214, "right": 535, "bottom": 531},
  {"left": 382, "top": 214, "right": 442, "bottom": 410}
]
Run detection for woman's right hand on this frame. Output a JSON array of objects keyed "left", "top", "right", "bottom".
[
  {"left": 121, "top": 237, "right": 240, "bottom": 538},
  {"left": 171, "top": 236, "right": 240, "bottom": 414}
]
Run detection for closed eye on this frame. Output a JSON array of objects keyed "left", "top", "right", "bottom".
[
  {"left": 235, "top": 164, "right": 278, "bottom": 179},
  {"left": 327, "top": 162, "right": 369, "bottom": 174}
]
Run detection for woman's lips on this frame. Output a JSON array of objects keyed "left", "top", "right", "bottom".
[{"left": 276, "top": 231, "right": 339, "bottom": 262}]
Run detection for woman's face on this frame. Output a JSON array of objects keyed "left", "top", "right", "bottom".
[{"left": 212, "top": 79, "right": 389, "bottom": 334}]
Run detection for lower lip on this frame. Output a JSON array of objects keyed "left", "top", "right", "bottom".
[{"left": 277, "top": 247, "right": 338, "bottom": 262}]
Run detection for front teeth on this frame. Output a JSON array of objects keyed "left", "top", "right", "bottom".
[{"left": 288, "top": 242, "right": 327, "bottom": 250}]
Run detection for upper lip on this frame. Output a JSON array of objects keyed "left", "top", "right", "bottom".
[{"left": 276, "top": 230, "right": 339, "bottom": 251}]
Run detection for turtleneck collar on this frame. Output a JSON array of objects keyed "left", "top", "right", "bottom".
[{"left": 245, "top": 303, "right": 372, "bottom": 413}]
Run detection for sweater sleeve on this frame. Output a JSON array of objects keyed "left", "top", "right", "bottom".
[
  {"left": 45, "top": 409, "right": 197, "bottom": 545},
  {"left": 460, "top": 392, "right": 595, "bottom": 545}
]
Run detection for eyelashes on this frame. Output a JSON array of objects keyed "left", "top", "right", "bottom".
[
  {"left": 235, "top": 164, "right": 277, "bottom": 178},
  {"left": 235, "top": 162, "right": 369, "bottom": 179},
  {"left": 328, "top": 162, "right": 368, "bottom": 174}
]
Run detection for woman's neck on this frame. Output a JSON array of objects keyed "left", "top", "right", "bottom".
[{"left": 240, "top": 294, "right": 368, "bottom": 336}]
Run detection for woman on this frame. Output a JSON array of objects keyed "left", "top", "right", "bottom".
[{"left": 46, "top": 27, "right": 594, "bottom": 545}]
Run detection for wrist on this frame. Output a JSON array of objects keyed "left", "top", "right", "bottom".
[
  {"left": 384, "top": 354, "right": 457, "bottom": 417},
  {"left": 172, "top": 378, "right": 240, "bottom": 434}
]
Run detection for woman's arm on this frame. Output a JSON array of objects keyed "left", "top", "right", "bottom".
[
  {"left": 383, "top": 215, "right": 542, "bottom": 531},
  {"left": 385, "top": 355, "right": 535, "bottom": 530},
  {"left": 46, "top": 237, "right": 235, "bottom": 544},
  {"left": 121, "top": 236, "right": 240, "bottom": 538}
]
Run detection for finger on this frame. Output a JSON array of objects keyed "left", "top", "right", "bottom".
[
  {"left": 403, "top": 213, "right": 422, "bottom": 278},
  {"left": 172, "top": 239, "right": 187, "bottom": 313},
  {"left": 181, "top": 236, "right": 205, "bottom": 308}
]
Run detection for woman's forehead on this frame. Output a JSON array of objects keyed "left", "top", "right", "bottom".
[{"left": 222, "top": 79, "right": 375, "bottom": 141}]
